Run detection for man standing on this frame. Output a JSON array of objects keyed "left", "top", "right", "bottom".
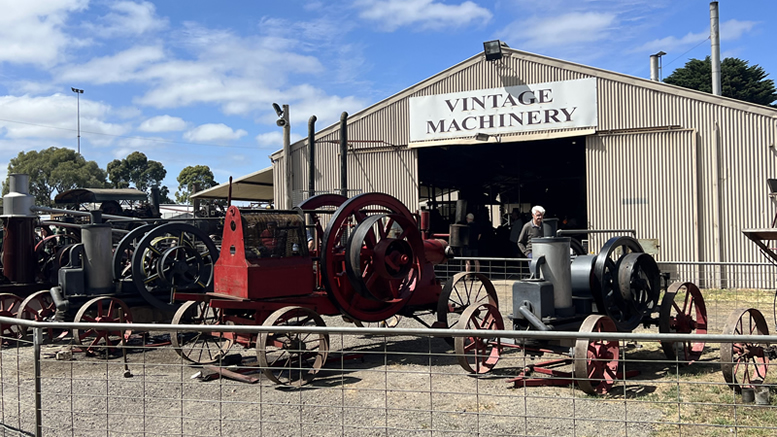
[{"left": 517, "top": 205, "right": 545, "bottom": 258}]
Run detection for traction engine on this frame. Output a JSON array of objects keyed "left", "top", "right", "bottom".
[{"left": 171, "top": 192, "right": 494, "bottom": 386}]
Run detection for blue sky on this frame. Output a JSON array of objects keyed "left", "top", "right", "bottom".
[{"left": 0, "top": 0, "right": 774, "bottom": 200}]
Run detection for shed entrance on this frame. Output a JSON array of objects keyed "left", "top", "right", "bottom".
[{"left": 417, "top": 135, "right": 587, "bottom": 256}]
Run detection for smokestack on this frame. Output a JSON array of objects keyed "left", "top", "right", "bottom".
[
  {"left": 339, "top": 112, "right": 348, "bottom": 198},
  {"left": 710, "top": 1, "right": 722, "bottom": 96},
  {"left": 650, "top": 55, "right": 659, "bottom": 81}
]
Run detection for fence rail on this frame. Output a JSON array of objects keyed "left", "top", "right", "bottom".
[
  {"left": 1, "top": 312, "right": 776, "bottom": 437},
  {"left": 435, "top": 257, "right": 777, "bottom": 290}
]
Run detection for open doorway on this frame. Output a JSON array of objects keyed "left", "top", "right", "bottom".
[{"left": 417, "top": 135, "right": 587, "bottom": 256}]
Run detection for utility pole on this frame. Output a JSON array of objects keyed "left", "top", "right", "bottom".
[
  {"left": 273, "top": 103, "right": 292, "bottom": 209},
  {"left": 71, "top": 87, "right": 84, "bottom": 155}
]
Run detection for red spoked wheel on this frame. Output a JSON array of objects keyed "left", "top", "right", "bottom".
[
  {"left": 72, "top": 297, "right": 133, "bottom": 356},
  {"left": 574, "top": 314, "right": 620, "bottom": 395},
  {"left": 35, "top": 234, "right": 80, "bottom": 284},
  {"left": 16, "top": 290, "right": 68, "bottom": 342},
  {"left": 659, "top": 282, "right": 707, "bottom": 362},
  {"left": 320, "top": 193, "right": 421, "bottom": 322},
  {"left": 296, "top": 194, "right": 348, "bottom": 255},
  {"left": 0, "top": 293, "right": 24, "bottom": 340},
  {"left": 437, "top": 272, "right": 499, "bottom": 346},
  {"left": 171, "top": 300, "right": 234, "bottom": 364},
  {"left": 720, "top": 308, "right": 770, "bottom": 392},
  {"left": 454, "top": 303, "right": 504, "bottom": 374},
  {"left": 257, "top": 306, "right": 329, "bottom": 387},
  {"left": 345, "top": 213, "right": 423, "bottom": 301}
]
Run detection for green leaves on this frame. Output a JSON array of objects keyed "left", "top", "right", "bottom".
[
  {"left": 664, "top": 56, "right": 777, "bottom": 107},
  {"left": 3, "top": 147, "right": 107, "bottom": 207},
  {"left": 175, "top": 165, "right": 217, "bottom": 204}
]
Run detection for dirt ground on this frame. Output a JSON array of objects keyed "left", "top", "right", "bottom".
[{"left": 1, "top": 280, "right": 775, "bottom": 437}]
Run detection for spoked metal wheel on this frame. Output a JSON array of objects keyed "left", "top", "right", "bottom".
[
  {"left": 112, "top": 223, "right": 158, "bottom": 282},
  {"left": 320, "top": 193, "right": 421, "bottom": 322},
  {"left": 593, "top": 237, "right": 656, "bottom": 332},
  {"left": 35, "top": 234, "right": 80, "bottom": 284},
  {"left": 295, "top": 194, "right": 347, "bottom": 255},
  {"left": 0, "top": 293, "right": 24, "bottom": 339},
  {"left": 131, "top": 223, "right": 219, "bottom": 311},
  {"left": 454, "top": 303, "right": 504, "bottom": 374},
  {"left": 171, "top": 300, "right": 234, "bottom": 364},
  {"left": 16, "top": 290, "right": 67, "bottom": 342},
  {"left": 257, "top": 306, "right": 329, "bottom": 387},
  {"left": 573, "top": 314, "right": 620, "bottom": 395},
  {"left": 436, "top": 272, "right": 499, "bottom": 346},
  {"left": 659, "top": 282, "right": 707, "bottom": 361},
  {"left": 72, "top": 297, "right": 133, "bottom": 356},
  {"left": 720, "top": 308, "right": 770, "bottom": 392}
]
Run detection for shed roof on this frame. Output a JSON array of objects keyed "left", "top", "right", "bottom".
[{"left": 190, "top": 166, "right": 273, "bottom": 201}]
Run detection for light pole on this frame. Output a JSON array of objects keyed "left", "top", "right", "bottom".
[{"left": 71, "top": 87, "right": 84, "bottom": 155}]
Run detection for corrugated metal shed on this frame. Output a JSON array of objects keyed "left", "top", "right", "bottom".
[{"left": 269, "top": 47, "right": 777, "bottom": 270}]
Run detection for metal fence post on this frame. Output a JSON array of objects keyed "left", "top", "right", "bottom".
[{"left": 33, "top": 327, "right": 42, "bottom": 437}]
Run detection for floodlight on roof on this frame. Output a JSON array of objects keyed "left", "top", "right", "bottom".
[{"left": 483, "top": 40, "right": 503, "bottom": 61}]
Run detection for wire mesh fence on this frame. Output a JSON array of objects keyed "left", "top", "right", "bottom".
[{"left": 1, "top": 306, "right": 776, "bottom": 437}]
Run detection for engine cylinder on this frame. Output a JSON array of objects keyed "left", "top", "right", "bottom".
[
  {"left": 531, "top": 237, "right": 574, "bottom": 316},
  {"left": 82, "top": 219, "right": 113, "bottom": 295}
]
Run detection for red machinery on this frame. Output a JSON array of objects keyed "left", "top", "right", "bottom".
[{"left": 171, "top": 192, "right": 496, "bottom": 386}]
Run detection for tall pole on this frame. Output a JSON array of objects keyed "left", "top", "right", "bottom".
[
  {"left": 71, "top": 87, "right": 84, "bottom": 155},
  {"left": 282, "top": 104, "right": 291, "bottom": 209},
  {"left": 710, "top": 2, "right": 722, "bottom": 96}
]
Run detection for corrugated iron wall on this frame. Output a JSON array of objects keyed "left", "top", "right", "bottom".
[
  {"left": 586, "top": 130, "right": 699, "bottom": 262},
  {"left": 274, "top": 51, "right": 777, "bottom": 268}
]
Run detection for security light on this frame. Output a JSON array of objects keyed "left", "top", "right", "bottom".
[
  {"left": 475, "top": 133, "right": 490, "bottom": 141},
  {"left": 483, "top": 40, "right": 503, "bottom": 61},
  {"left": 272, "top": 103, "right": 283, "bottom": 117}
]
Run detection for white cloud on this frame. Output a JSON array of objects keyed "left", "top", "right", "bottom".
[
  {"left": 255, "top": 132, "right": 282, "bottom": 148},
  {"left": 0, "top": 94, "right": 126, "bottom": 140},
  {"left": 498, "top": 12, "right": 617, "bottom": 51},
  {"left": 721, "top": 19, "right": 757, "bottom": 41},
  {"left": 353, "top": 0, "right": 492, "bottom": 31},
  {"left": 83, "top": 1, "right": 168, "bottom": 38},
  {"left": 0, "top": 0, "right": 88, "bottom": 67},
  {"left": 57, "top": 45, "right": 166, "bottom": 85},
  {"left": 138, "top": 115, "right": 187, "bottom": 132},
  {"left": 633, "top": 19, "right": 757, "bottom": 55},
  {"left": 183, "top": 123, "right": 247, "bottom": 142}
]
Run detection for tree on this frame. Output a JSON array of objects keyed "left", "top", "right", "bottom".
[
  {"left": 664, "top": 57, "right": 777, "bottom": 107},
  {"left": 175, "top": 165, "right": 218, "bottom": 204},
  {"left": 107, "top": 151, "right": 167, "bottom": 192},
  {"left": 2, "top": 147, "right": 107, "bottom": 207}
]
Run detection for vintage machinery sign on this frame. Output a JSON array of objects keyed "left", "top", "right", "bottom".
[{"left": 409, "top": 77, "right": 597, "bottom": 142}]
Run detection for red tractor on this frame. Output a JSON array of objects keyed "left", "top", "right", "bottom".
[{"left": 172, "top": 193, "right": 498, "bottom": 386}]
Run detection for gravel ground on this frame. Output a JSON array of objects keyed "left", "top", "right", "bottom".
[{"left": 0, "top": 280, "right": 773, "bottom": 437}]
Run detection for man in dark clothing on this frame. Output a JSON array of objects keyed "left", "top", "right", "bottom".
[{"left": 517, "top": 205, "right": 545, "bottom": 258}]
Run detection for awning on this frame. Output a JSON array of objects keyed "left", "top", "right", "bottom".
[
  {"left": 191, "top": 167, "right": 274, "bottom": 201},
  {"left": 54, "top": 188, "right": 149, "bottom": 204}
]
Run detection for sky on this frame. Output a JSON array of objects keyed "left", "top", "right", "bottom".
[{"left": 0, "top": 0, "right": 774, "bottom": 200}]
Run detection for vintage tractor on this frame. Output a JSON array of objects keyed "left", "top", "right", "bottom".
[{"left": 171, "top": 192, "right": 497, "bottom": 386}]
